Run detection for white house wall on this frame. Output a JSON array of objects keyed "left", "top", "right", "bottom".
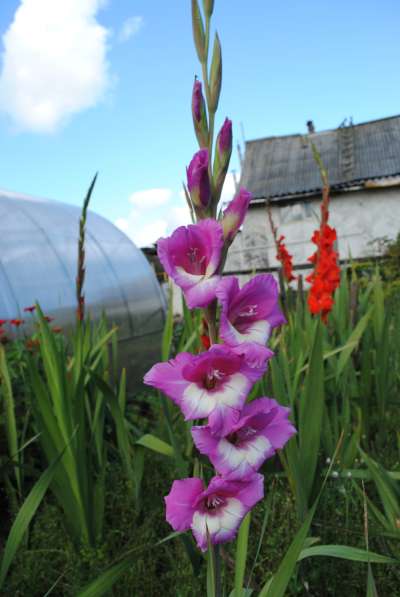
[{"left": 225, "top": 186, "right": 400, "bottom": 274}]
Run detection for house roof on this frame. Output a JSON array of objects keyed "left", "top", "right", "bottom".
[{"left": 240, "top": 114, "right": 400, "bottom": 202}]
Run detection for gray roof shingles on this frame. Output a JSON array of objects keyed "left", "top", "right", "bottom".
[{"left": 240, "top": 115, "right": 400, "bottom": 201}]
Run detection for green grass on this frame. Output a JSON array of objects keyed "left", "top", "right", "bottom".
[{"left": 2, "top": 393, "right": 400, "bottom": 597}]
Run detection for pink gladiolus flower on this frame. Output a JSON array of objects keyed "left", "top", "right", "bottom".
[
  {"left": 187, "top": 149, "right": 211, "bottom": 209},
  {"left": 192, "top": 79, "right": 208, "bottom": 148},
  {"left": 157, "top": 219, "right": 223, "bottom": 309},
  {"left": 144, "top": 344, "right": 268, "bottom": 436},
  {"left": 192, "top": 398, "right": 296, "bottom": 480},
  {"left": 165, "top": 473, "right": 264, "bottom": 551},
  {"left": 221, "top": 188, "right": 252, "bottom": 243},
  {"left": 217, "top": 117, "right": 232, "bottom": 156},
  {"left": 216, "top": 274, "right": 285, "bottom": 347},
  {"left": 192, "top": 79, "right": 203, "bottom": 122}
]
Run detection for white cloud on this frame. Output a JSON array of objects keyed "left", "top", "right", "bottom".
[
  {"left": 129, "top": 188, "right": 172, "bottom": 209},
  {"left": 115, "top": 172, "right": 241, "bottom": 249},
  {"left": 220, "top": 171, "right": 238, "bottom": 205},
  {"left": 0, "top": 0, "right": 110, "bottom": 132},
  {"left": 118, "top": 16, "right": 143, "bottom": 43},
  {"left": 115, "top": 190, "right": 191, "bottom": 248}
]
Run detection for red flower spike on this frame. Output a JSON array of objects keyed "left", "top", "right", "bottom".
[
  {"left": 10, "top": 318, "right": 25, "bottom": 327},
  {"left": 307, "top": 223, "right": 340, "bottom": 323},
  {"left": 276, "top": 235, "right": 296, "bottom": 282},
  {"left": 267, "top": 204, "right": 296, "bottom": 284}
]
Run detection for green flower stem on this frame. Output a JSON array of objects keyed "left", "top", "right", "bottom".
[
  {"left": 204, "top": 300, "right": 218, "bottom": 345},
  {"left": 214, "top": 543, "right": 222, "bottom": 597}
]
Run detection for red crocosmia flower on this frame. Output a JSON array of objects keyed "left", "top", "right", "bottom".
[
  {"left": 24, "top": 305, "right": 36, "bottom": 313},
  {"left": 10, "top": 318, "right": 24, "bottom": 327},
  {"left": 276, "top": 235, "right": 296, "bottom": 282}
]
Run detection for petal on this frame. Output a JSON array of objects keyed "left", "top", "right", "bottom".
[
  {"left": 231, "top": 342, "right": 274, "bottom": 370},
  {"left": 217, "top": 275, "right": 286, "bottom": 348},
  {"left": 231, "top": 274, "right": 286, "bottom": 329},
  {"left": 143, "top": 352, "right": 193, "bottom": 406},
  {"left": 216, "top": 276, "right": 239, "bottom": 344},
  {"left": 180, "top": 371, "right": 250, "bottom": 432},
  {"left": 193, "top": 422, "right": 274, "bottom": 480},
  {"left": 242, "top": 398, "right": 296, "bottom": 451},
  {"left": 206, "top": 372, "right": 251, "bottom": 436},
  {"left": 235, "top": 473, "right": 264, "bottom": 509},
  {"left": 191, "top": 425, "right": 219, "bottom": 456},
  {"left": 227, "top": 319, "right": 271, "bottom": 346},
  {"left": 191, "top": 497, "right": 245, "bottom": 551},
  {"left": 181, "top": 383, "right": 218, "bottom": 420},
  {"left": 198, "top": 219, "right": 224, "bottom": 274},
  {"left": 184, "top": 274, "right": 221, "bottom": 309},
  {"left": 213, "top": 436, "right": 272, "bottom": 479},
  {"left": 165, "top": 478, "right": 204, "bottom": 532}
]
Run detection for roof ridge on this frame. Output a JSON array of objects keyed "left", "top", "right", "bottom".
[{"left": 245, "top": 114, "right": 400, "bottom": 145}]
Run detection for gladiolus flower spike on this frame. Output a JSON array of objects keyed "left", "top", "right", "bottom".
[
  {"left": 307, "top": 225, "right": 340, "bottom": 323},
  {"left": 144, "top": 1, "right": 296, "bottom": 555},
  {"left": 276, "top": 235, "right": 296, "bottom": 283}
]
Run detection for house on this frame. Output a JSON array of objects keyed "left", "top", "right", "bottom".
[{"left": 225, "top": 115, "right": 400, "bottom": 278}]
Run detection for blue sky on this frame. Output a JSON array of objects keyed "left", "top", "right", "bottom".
[{"left": 0, "top": 0, "right": 399, "bottom": 246}]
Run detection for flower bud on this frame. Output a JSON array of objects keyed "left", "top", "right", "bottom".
[
  {"left": 187, "top": 149, "right": 211, "bottom": 209},
  {"left": 202, "top": 0, "right": 214, "bottom": 18},
  {"left": 192, "top": 79, "right": 209, "bottom": 148},
  {"left": 221, "top": 188, "right": 252, "bottom": 243},
  {"left": 213, "top": 118, "right": 232, "bottom": 201},
  {"left": 209, "top": 32, "right": 222, "bottom": 112},
  {"left": 191, "top": 0, "right": 206, "bottom": 62}
]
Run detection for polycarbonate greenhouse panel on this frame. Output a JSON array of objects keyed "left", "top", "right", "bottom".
[{"left": 0, "top": 189, "right": 166, "bottom": 387}]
